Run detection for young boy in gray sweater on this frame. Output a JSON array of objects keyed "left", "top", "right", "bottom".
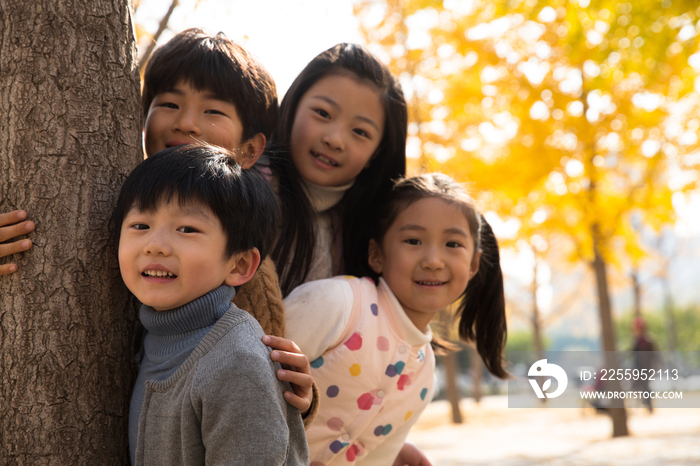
[{"left": 112, "top": 144, "right": 308, "bottom": 465}]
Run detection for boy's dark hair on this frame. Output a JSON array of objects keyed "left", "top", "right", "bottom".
[
  {"left": 270, "top": 42, "right": 407, "bottom": 296},
  {"left": 111, "top": 144, "right": 279, "bottom": 260},
  {"left": 371, "top": 173, "right": 508, "bottom": 379},
  {"left": 141, "top": 28, "right": 278, "bottom": 142}
]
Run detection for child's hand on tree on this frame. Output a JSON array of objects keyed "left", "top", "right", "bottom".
[
  {"left": 0, "top": 210, "right": 34, "bottom": 276},
  {"left": 263, "top": 335, "right": 314, "bottom": 415}
]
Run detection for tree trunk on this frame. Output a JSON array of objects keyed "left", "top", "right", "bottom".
[
  {"left": 591, "top": 231, "right": 629, "bottom": 437},
  {"left": 660, "top": 272, "right": 678, "bottom": 352},
  {"left": 437, "top": 307, "right": 463, "bottom": 423},
  {"left": 0, "top": 1, "right": 142, "bottom": 463},
  {"left": 531, "top": 255, "right": 544, "bottom": 359},
  {"left": 443, "top": 351, "right": 463, "bottom": 424},
  {"left": 138, "top": 0, "right": 179, "bottom": 74},
  {"left": 630, "top": 267, "right": 641, "bottom": 317},
  {"left": 530, "top": 257, "right": 547, "bottom": 405},
  {"left": 468, "top": 344, "right": 482, "bottom": 404}
]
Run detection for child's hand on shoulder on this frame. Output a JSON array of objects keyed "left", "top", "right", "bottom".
[
  {"left": 0, "top": 210, "right": 35, "bottom": 276},
  {"left": 263, "top": 335, "right": 314, "bottom": 414}
]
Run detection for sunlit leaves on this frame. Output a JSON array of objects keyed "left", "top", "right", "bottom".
[{"left": 355, "top": 0, "right": 700, "bottom": 268}]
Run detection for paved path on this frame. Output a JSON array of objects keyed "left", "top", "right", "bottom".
[{"left": 406, "top": 396, "right": 700, "bottom": 465}]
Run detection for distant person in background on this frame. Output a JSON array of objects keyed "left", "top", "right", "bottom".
[{"left": 631, "top": 316, "right": 657, "bottom": 413}]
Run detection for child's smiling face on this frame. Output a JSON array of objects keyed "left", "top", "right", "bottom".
[
  {"left": 289, "top": 73, "right": 385, "bottom": 187},
  {"left": 368, "top": 197, "right": 481, "bottom": 331},
  {"left": 118, "top": 198, "right": 243, "bottom": 311},
  {"left": 144, "top": 80, "right": 245, "bottom": 157}
]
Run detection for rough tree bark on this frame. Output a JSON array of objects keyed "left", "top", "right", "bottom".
[{"left": 0, "top": 0, "right": 142, "bottom": 463}]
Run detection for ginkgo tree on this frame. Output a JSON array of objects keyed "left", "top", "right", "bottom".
[{"left": 355, "top": 0, "right": 700, "bottom": 437}]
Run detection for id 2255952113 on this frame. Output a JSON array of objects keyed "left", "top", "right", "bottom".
[{"left": 582, "top": 368, "right": 679, "bottom": 381}]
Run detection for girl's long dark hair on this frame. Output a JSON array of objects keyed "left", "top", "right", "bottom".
[
  {"left": 370, "top": 174, "right": 508, "bottom": 379},
  {"left": 270, "top": 43, "right": 407, "bottom": 296},
  {"left": 459, "top": 214, "right": 508, "bottom": 378}
]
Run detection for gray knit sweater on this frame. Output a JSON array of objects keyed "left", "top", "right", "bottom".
[{"left": 129, "top": 286, "right": 308, "bottom": 465}]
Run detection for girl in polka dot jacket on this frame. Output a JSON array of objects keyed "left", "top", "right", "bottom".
[{"left": 284, "top": 173, "right": 508, "bottom": 466}]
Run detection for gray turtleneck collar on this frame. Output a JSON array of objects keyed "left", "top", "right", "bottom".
[{"left": 139, "top": 285, "right": 235, "bottom": 357}]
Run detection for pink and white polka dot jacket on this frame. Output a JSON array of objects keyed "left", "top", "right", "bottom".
[{"left": 285, "top": 276, "right": 436, "bottom": 465}]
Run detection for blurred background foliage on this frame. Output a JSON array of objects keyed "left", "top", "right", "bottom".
[
  {"left": 351, "top": 0, "right": 700, "bottom": 434},
  {"left": 352, "top": 0, "right": 700, "bottom": 356},
  {"left": 353, "top": 0, "right": 699, "bottom": 271}
]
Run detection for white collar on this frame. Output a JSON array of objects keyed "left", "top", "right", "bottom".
[
  {"left": 301, "top": 178, "right": 354, "bottom": 213},
  {"left": 379, "top": 277, "right": 433, "bottom": 347}
]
